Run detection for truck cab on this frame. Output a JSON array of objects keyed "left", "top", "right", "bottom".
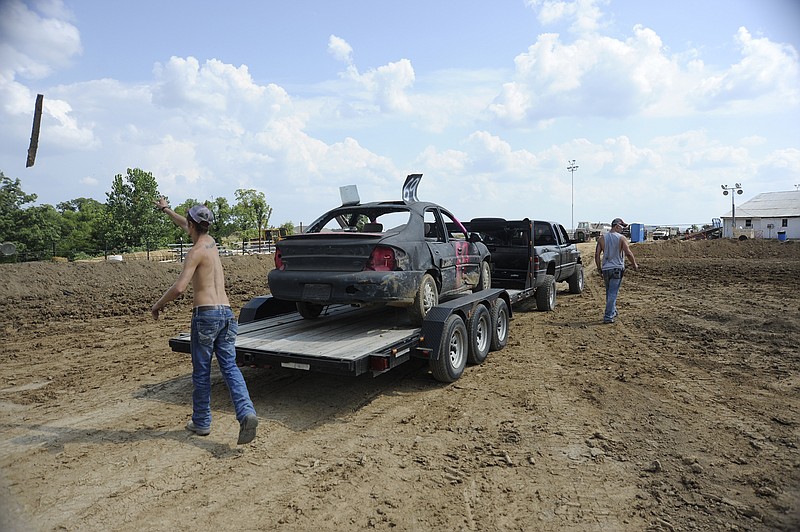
[{"left": 465, "top": 218, "right": 584, "bottom": 311}]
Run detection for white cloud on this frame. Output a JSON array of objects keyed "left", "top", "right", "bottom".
[
  {"left": 691, "top": 27, "right": 800, "bottom": 112},
  {"left": 327, "top": 35, "right": 353, "bottom": 64},
  {"left": 0, "top": 0, "right": 81, "bottom": 81}
]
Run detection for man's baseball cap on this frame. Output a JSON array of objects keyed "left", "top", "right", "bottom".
[
  {"left": 611, "top": 217, "right": 628, "bottom": 227},
  {"left": 188, "top": 204, "right": 215, "bottom": 226}
]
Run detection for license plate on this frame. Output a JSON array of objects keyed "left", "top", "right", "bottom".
[{"left": 302, "top": 283, "right": 331, "bottom": 301}]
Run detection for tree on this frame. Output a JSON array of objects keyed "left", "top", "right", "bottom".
[
  {"left": 15, "top": 204, "right": 62, "bottom": 257},
  {"left": 233, "top": 189, "right": 271, "bottom": 246},
  {"left": 56, "top": 198, "right": 106, "bottom": 258},
  {"left": 210, "top": 196, "right": 235, "bottom": 238},
  {"left": 0, "top": 172, "right": 38, "bottom": 245},
  {"left": 105, "top": 168, "right": 170, "bottom": 251}
]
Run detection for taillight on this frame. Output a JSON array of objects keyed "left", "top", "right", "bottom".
[
  {"left": 366, "top": 246, "right": 396, "bottom": 271},
  {"left": 274, "top": 248, "right": 284, "bottom": 270}
]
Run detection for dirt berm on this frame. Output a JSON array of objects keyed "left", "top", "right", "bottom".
[{"left": 1, "top": 239, "right": 798, "bottom": 531}]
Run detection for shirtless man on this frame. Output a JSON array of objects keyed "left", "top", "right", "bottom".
[{"left": 151, "top": 198, "right": 258, "bottom": 444}]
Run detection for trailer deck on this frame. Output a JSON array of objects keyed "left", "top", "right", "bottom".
[{"left": 170, "top": 304, "right": 422, "bottom": 376}]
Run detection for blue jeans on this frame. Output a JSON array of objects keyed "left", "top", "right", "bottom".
[
  {"left": 602, "top": 268, "right": 624, "bottom": 322},
  {"left": 190, "top": 306, "right": 256, "bottom": 429}
]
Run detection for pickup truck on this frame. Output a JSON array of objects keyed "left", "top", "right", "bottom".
[{"left": 464, "top": 218, "right": 584, "bottom": 311}]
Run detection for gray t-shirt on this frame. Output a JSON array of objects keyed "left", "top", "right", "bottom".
[{"left": 601, "top": 232, "right": 625, "bottom": 271}]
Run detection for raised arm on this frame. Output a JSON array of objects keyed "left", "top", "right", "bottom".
[{"left": 154, "top": 196, "right": 189, "bottom": 233}]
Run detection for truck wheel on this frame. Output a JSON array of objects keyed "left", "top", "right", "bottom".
[
  {"left": 536, "top": 275, "right": 556, "bottom": 311},
  {"left": 467, "top": 304, "right": 491, "bottom": 365},
  {"left": 490, "top": 298, "right": 509, "bottom": 351},
  {"left": 568, "top": 264, "right": 584, "bottom": 294},
  {"left": 430, "top": 314, "right": 468, "bottom": 382},
  {"left": 472, "top": 261, "right": 492, "bottom": 293},
  {"left": 297, "top": 301, "right": 324, "bottom": 319},
  {"left": 409, "top": 274, "right": 438, "bottom": 326}
]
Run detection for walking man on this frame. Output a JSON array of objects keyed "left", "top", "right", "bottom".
[
  {"left": 595, "top": 218, "right": 639, "bottom": 324},
  {"left": 151, "top": 198, "right": 258, "bottom": 444}
]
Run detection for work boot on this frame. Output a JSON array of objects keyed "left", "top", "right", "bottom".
[
  {"left": 186, "top": 421, "right": 211, "bottom": 436},
  {"left": 237, "top": 414, "right": 258, "bottom": 445}
]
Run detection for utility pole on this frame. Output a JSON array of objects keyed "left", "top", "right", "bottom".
[
  {"left": 721, "top": 183, "right": 743, "bottom": 237},
  {"left": 567, "top": 160, "right": 578, "bottom": 233}
]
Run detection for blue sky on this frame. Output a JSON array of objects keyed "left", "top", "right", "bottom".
[{"left": 1, "top": 0, "right": 798, "bottom": 229}]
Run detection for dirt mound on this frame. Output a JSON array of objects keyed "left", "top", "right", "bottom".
[
  {"left": 0, "top": 254, "right": 274, "bottom": 327},
  {"left": 632, "top": 237, "right": 799, "bottom": 259}
]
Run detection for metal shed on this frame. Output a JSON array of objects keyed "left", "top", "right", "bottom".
[{"left": 721, "top": 190, "right": 800, "bottom": 239}]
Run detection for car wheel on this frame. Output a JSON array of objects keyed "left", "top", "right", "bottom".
[
  {"left": 297, "top": 301, "right": 324, "bottom": 319},
  {"left": 472, "top": 261, "right": 492, "bottom": 293},
  {"left": 409, "top": 274, "right": 438, "bottom": 325},
  {"left": 429, "top": 314, "right": 467, "bottom": 382},
  {"left": 568, "top": 264, "right": 584, "bottom": 294},
  {"left": 536, "top": 274, "right": 556, "bottom": 311},
  {"left": 467, "top": 304, "right": 491, "bottom": 365},
  {"left": 490, "top": 298, "right": 509, "bottom": 351}
]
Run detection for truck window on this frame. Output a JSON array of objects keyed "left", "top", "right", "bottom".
[
  {"left": 557, "top": 225, "right": 570, "bottom": 244},
  {"left": 533, "top": 221, "right": 556, "bottom": 246}
]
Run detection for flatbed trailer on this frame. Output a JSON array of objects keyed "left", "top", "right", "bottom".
[{"left": 169, "top": 288, "right": 514, "bottom": 383}]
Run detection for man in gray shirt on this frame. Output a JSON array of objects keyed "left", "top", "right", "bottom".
[{"left": 594, "top": 218, "right": 639, "bottom": 324}]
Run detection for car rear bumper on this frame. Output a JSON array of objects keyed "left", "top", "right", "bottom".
[{"left": 268, "top": 270, "right": 426, "bottom": 305}]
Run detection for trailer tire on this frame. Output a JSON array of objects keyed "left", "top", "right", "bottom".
[
  {"left": 568, "top": 264, "right": 584, "bottom": 294},
  {"left": 472, "top": 261, "right": 492, "bottom": 293},
  {"left": 409, "top": 274, "right": 438, "bottom": 326},
  {"left": 430, "top": 314, "right": 468, "bottom": 382},
  {"left": 490, "top": 298, "right": 509, "bottom": 351},
  {"left": 297, "top": 301, "right": 324, "bottom": 319},
  {"left": 467, "top": 304, "right": 491, "bottom": 365},
  {"left": 575, "top": 231, "right": 586, "bottom": 242},
  {"left": 536, "top": 275, "right": 557, "bottom": 311}
]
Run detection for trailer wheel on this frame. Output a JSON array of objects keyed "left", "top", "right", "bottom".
[
  {"left": 490, "top": 298, "right": 509, "bottom": 351},
  {"left": 575, "top": 231, "right": 585, "bottom": 243},
  {"left": 430, "top": 314, "right": 468, "bottom": 382},
  {"left": 467, "top": 304, "right": 491, "bottom": 365},
  {"left": 536, "top": 275, "right": 557, "bottom": 311},
  {"left": 409, "top": 274, "right": 438, "bottom": 326},
  {"left": 568, "top": 264, "right": 584, "bottom": 294},
  {"left": 472, "top": 261, "right": 492, "bottom": 293},
  {"left": 297, "top": 301, "right": 324, "bottom": 319}
]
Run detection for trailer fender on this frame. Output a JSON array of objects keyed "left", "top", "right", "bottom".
[{"left": 239, "top": 296, "right": 297, "bottom": 324}]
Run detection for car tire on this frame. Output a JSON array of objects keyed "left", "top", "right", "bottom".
[
  {"left": 568, "top": 264, "right": 584, "bottom": 294},
  {"left": 430, "top": 314, "right": 467, "bottom": 382},
  {"left": 467, "top": 304, "right": 491, "bottom": 365},
  {"left": 536, "top": 274, "right": 556, "bottom": 311},
  {"left": 297, "top": 301, "right": 324, "bottom": 319},
  {"left": 472, "top": 261, "right": 492, "bottom": 293},
  {"left": 409, "top": 274, "right": 438, "bottom": 326},
  {"left": 490, "top": 298, "right": 509, "bottom": 351}
]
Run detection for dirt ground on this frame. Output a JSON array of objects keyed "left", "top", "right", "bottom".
[{"left": 1, "top": 239, "right": 798, "bottom": 531}]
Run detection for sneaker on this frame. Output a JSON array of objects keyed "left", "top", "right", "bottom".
[
  {"left": 603, "top": 318, "right": 615, "bottom": 324},
  {"left": 186, "top": 421, "right": 210, "bottom": 436},
  {"left": 237, "top": 413, "right": 258, "bottom": 445}
]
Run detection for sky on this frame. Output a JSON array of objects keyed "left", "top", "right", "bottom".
[{"left": 1, "top": 0, "right": 799, "bottom": 230}]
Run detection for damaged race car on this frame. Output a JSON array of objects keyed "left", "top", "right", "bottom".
[{"left": 268, "top": 174, "right": 491, "bottom": 325}]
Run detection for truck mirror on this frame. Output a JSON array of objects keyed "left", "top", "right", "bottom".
[{"left": 469, "top": 232, "right": 484, "bottom": 244}]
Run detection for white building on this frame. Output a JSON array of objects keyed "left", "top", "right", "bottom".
[{"left": 721, "top": 190, "right": 800, "bottom": 240}]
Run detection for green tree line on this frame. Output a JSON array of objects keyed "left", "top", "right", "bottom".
[{"left": 0, "top": 168, "right": 294, "bottom": 261}]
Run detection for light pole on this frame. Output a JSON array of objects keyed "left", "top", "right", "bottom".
[
  {"left": 567, "top": 160, "right": 578, "bottom": 232},
  {"left": 721, "top": 183, "right": 743, "bottom": 237}
]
